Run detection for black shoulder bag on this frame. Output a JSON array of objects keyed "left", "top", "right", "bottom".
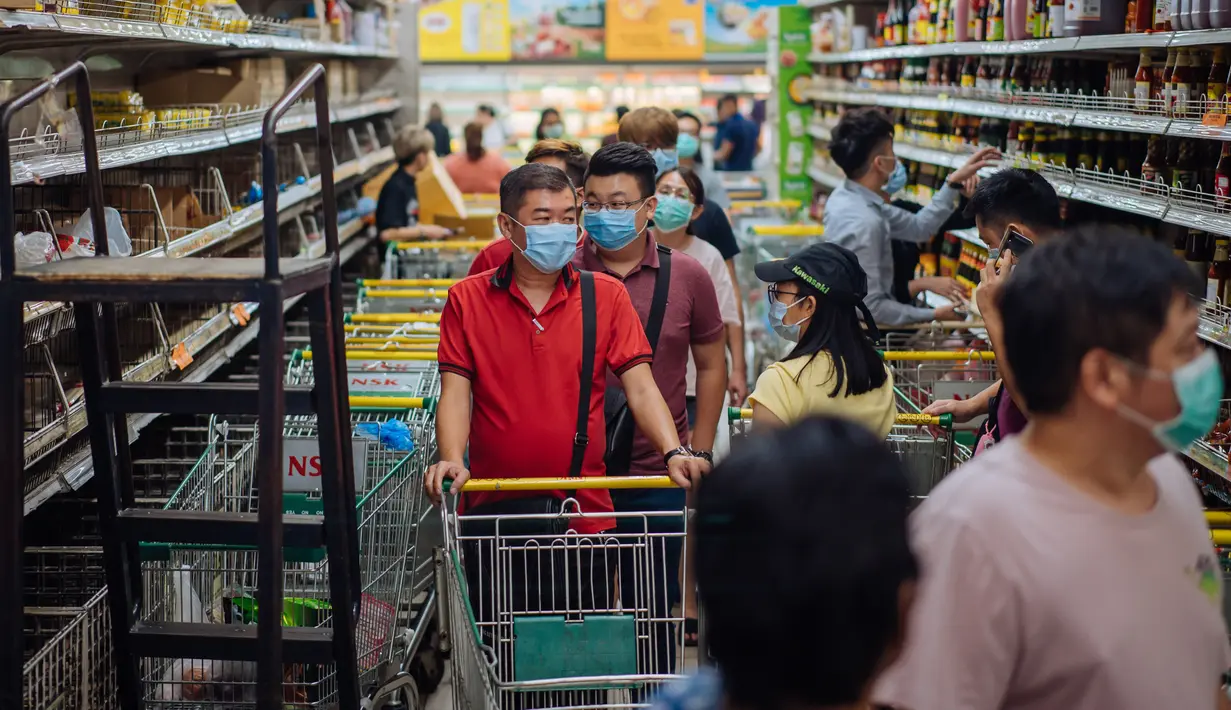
[
  {"left": 604, "top": 245, "right": 672, "bottom": 476},
  {"left": 461, "top": 271, "right": 597, "bottom": 535}
]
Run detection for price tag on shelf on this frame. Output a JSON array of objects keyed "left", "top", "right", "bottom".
[
  {"left": 170, "top": 343, "right": 193, "bottom": 370},
  {"left": 1203, "top": 112, "right": 1228, "bottom": 128},
  {"left": 231, "top": 303, "right": 250, "bottom": 326}
]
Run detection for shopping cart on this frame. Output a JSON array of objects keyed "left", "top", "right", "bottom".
[
  {"left": 382, "top": 239, "right": 492, "bottom": 280},
  {"left": 441, "top": 477, "right": 693, "bottom": 710},
  {"left": 137, "top": 398, "right": 439, "bottom": 708},
  {"left": 879, "top": 321, "right": 992, "bottom": 352},
  {"left": 883, "top": 351, "right": 999, "bottom": 425},
  {"left": 726, "top": 408, "right": 956, "bottom": 496}
]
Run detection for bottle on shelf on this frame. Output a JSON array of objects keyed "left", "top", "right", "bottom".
[
  {"left": 1134, "top": 50, "right": 1156, "bottom": 113},
  {"left": 1209, "top": 235, "right": 1231, "bottom": 303},
  {"left": 1141, "top": 135, "right": 1167, "bottom": 192},
  {"left": 1172, "top": 49, "right": 1196, "bottom": 118},
  {"left": 1216, "top": 142, "right": 1231, "bottom": 209},
  {"left": 1065, "top": 0, "right": 1128, "bottom": 34},
  {"left": 1077, "top": 129, "right": 1097, "bottom": 168},
  {"left": 1212, "top": 0, "right": 1230, "bottom": 27},
  {"left": 1007, "top": 0, "right": 1025, "bottom": 37},
  {"left": 961, "top": 56, "right": 978, "bottom": 89},
  {"left": 1172, "top": 0, "right": 1187, "bottom": 28},
  {"left": 1209, "top": 48, "right": 1229, "bottom": 114},
  {"left": 1049, "top": 0, "right": 1066, "bottom": 33},
  {"left": 1160, "top": 48, "right": 1178, "bottom": 115},
  {"left": 975, "top": 0, "right": 989, "bottom": 39},
  {"left": 1034, "top": 0, "right": 1050, "bottom": 34},
  {"left": 1192, "top": 0, "right": 1211, "bottom": 28},
  {"left": 1172, "top": 139, "right": 1201, "bottom": 193},
  {"left": 1185, "top": 230, "right": 1214, "bottom": 289},
  {"left": 1156, "top": 0, "right": 1173, "bottom": 28},
  {"left": 953, "top": 0, "right": 971, "bottom": 38},
  {"left": 1010, "top": 54, "right": 1030, "bottom": 92}
]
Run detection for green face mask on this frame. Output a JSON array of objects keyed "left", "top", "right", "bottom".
[
  {"left": 1117, "top": 349, "right": 1224, "bottom": 451},
  {"left": 653, "top": 194, "right": 693, "bottom": 232}
]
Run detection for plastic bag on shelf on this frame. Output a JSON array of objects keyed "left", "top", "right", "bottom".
[
  {"left": 14, "top": 231, "right": 55, "bottom": 267},
  {"left": 70, "top": 206, "right": 133, "bottom": 257}
]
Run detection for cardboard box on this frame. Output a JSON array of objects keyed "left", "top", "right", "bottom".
[
  {"left": 433, "top": 212, "right": 498, "bottom": 241},
  {"left": 107, "top": 186, "right": 213, "bottom": 249},
  {"left": 325, "top": 60, "right": 346, "bottom": 104},
  {"left": 415, "top": 153, "right": 467, "bottom": 224},
  {"left": 139, "top": 66, "right": 261, "bottom": 109},
  {"left": 343, "top": 62, "right": 360, "bottom": 102}
]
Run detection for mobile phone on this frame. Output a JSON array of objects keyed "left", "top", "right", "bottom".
[{"left": 1002, "top": 229, "right": 1034, "bottom": 258}]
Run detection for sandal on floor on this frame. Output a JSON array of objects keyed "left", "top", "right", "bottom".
[{"left": 684, "top": 617, "right": 699, "bottom": 647}]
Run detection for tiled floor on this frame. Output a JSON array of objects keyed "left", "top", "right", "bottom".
[{"left": 424, "top": 663, "right": 454, "bottom": 710}]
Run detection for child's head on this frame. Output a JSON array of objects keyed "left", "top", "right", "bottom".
[{"left": 695, "top": 416, "right": 918, "bottom": 708}]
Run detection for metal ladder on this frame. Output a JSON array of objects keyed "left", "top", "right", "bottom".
[{"left": 0, "top": 62, "right": 362, "bottom": 710}]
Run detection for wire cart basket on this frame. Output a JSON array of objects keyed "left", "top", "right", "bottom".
[
  {"left": 441, "top": 477, "right": 694, "bottom": 710},
  {"left": 884, "top": 351, "right": 999, "bottom": 425},
  {"left": 382, "top": 239, "right": 492, "bottom": 281},
  {"left": 727, "top": 407, "right": 956, "bottom": 496},
  {"left": 134, "top": 388, "right": 436, "bottom": 708}
]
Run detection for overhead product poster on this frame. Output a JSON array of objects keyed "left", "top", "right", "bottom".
[
  {"left": 778, "top": 4, "right": 814, "bottom": 203},
  {"left": 418, "top": 0, "right": 512, "bottom": 62},
  {"left": 704, "top": 0, "right": 789, "bottom": 59},
  {"left": 605, "top": 0, "right": 703, "bottom": 61},
  {"left": 509, "top": 0, "right": 606, "bottom": 61}
]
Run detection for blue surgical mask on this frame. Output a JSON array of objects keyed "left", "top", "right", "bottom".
[
  {"left": 652, "top": 148, "right": 679, "bottom": 176},
  {"left": 1116, "top": 349, "right": 1224, "bottom": 450},
  {"left": 586, "top": 202, "right": 648, "bottom": 251},
  {"left": 768, "top": 296, "right": 811, "bottom": 342},
  {"left": 884, "top": 157, "right": 907, "bottom": 195},
  {"left": 505, "top": 216, "right": 578, "bottom": 273},
  {"left": 653, "top": 194, "right": 693, "bottom": 232},
  {"left": 543, "top": 123, "right": 564, "bottom": 139},
  {"left": 677, "top": 133, "right": 700, "bottom": 159}
]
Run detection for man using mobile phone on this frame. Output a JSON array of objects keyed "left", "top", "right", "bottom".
[{"left": 922, "top": 169, "right": 1061, "bottom": 452}]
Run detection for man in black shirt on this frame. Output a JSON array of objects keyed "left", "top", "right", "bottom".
[{"left": 376, "top": 125, "right": 454, "bottom": 241}]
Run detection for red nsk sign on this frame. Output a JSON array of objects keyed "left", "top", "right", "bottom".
[{"left": 283, "top": 438, "right": 368, "bottom": 492}]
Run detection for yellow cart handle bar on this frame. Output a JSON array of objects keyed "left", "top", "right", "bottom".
[
  {"left": 344, "top": 324, "right": 441, "bottom": 334},
  {"left": 348, "top": 395, "right": 434, "bottom": 410},
  {"left": 444, "top": 476, "right": 677, "bottom": 493},
  {"left": 879, "top": 350, "right": 997, "bottom": 362},
  {"left": 345, "top": 336, "right": 440, "bottom": 346},
  {"left": 345, "top": 342, "right": 437, "bottom": 351},
  {"left": 361, "top": 288, "right": 451, "bottom": 299},
  {"left": 358, "top": 278, "right": 459, "bottom": 287},
  {"left": 347, "top": 313, "right": 443, "bottom": 324},
  {"left": 303, "top": 349, "right": 439, "bottom": 361},
  {"left": 726, "top": 406, "right": 952, "bottom": 429},
  {"left": 395, "top": 239, "right": 492, "bottom": 250},
  {"left": 730, "top": 199, "right": 802, "bottom": 210},
  {"left": 749, "top": 224, "right": 824, "bottom": 237}
]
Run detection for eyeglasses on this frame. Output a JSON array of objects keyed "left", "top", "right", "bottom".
[
  {"left": 580, "top": 196, "right": 649, "bottom": 214},
  {"left": 767, "top": 286, "right": 803, "bottom": 301},
  {"left": 656, "top": 187, "right": 693, "bottom": 200}
]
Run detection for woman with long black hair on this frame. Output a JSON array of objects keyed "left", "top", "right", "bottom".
[{"left": 747, "top": 242, "right": 896, "bottom": 437}]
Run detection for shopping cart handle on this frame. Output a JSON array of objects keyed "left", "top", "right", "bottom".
[
  {"left": 727, "top": 406, "right": 752, "bottom": 422},
  {"left": 894, "top": 412, "right": 952, "bottom": 429},
  {"left": 879, "top": 350, "right": 997, "bottom": 361},
  {"left": 348, "top": 395, "right": 436, "bottom": 411},
  {"left": 442, "top": 476, "right": 678, "bottom": 493},
  {"left": 357, "top": 278, "right": 459, "bottom": 288},
  {"left": 303, "top": 349, "right": 439, "bottom": 361},
  {"left": 362, "top": 288, "right": 452, "bottom": 299},
  {"left": 395, "top": 239, "right": 493, "bottom": 251}
]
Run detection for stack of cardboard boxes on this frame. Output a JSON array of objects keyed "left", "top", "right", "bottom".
[{"left": 138, "top": 57, "right": 290, "bottom": 109}]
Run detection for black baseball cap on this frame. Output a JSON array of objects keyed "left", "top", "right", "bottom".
[{"left": 754, "top": 242, "right": 879, "bottom": 339}]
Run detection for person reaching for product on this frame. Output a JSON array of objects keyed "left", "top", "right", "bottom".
[
  {"left": 651, "top": 416, "right": 919, "bottom": 710},
  {"left": 653, "top": 167, "right": 747, "bottom": 411},
  {"left": 875, "top": 226, "right": 1231, "bottom": 710},
  {"left": 577, "top": 142, "right": 727, "bottom": 679},
  {"left": 746, "top": 243, "right": 897, "bottom": 437},
  {"left": 824, "top": 106, "right": 998, "bottom": 327},
  {"left": 922, "top": 168, "right": 1062, "bottom": 452},
  {"left": 465, "top": 139, "right": 590, "bottom": 276},
  {"left": 375, "top": 125, "right": 454, "bottom": 241}
]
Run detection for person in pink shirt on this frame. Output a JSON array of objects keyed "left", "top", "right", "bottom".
[
  {"left": 876, "top": 226, "right": 1231, "bottom": 710},
  {"left": 441, "top": 122, "right": 511, "bottom": 195}
]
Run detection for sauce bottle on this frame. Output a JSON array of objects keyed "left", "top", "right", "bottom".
[
  {"left": 1160, "top": 48, "right": 1178, "bottom": 116},
  {"left": 953, "top": 0, "right": 971, "bottom": 38},
  {"left": 1141, "top": 135, "right": 1167, "bottom": 193},
  {"left": 1049, "top": 0, "right": 1065, "bottom": 34},
  {"left": 1171, "top": 49, "right": 1195, "bottom": 118},
  {"left": 1216, "top": 141, "right": 1231, "bottom": 209},
  {"left": 1172, "top": 139, "right": 1201, "bottom": 193},
  {"left": 1175, "top": 0, "right": 1191, "bottom": 28},
  {"left": 961, "top": 55, "right": 978, "bottom": 88},
  {"left": 1077, "top": 129, "right": 1096, "bottom": 168},
  {"left": 1134, "top": 50, "right": 1155, "bottom": 113},
  {"left": 1018, "top": 121, "right": 1035, "bottom": 159},
  {"left": 1209, "top": 47, "right": 1229, "bottom": 114},
  {"left": 1207, "top": 236, "right": 1230, "bottom": 302},
  {"left": 1192, "top": 0, "right": 1211, "bottom": 27}
]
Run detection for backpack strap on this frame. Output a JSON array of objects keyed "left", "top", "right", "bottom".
[{"left": 645, "top": 245, "right": 672, "bottom": 353}]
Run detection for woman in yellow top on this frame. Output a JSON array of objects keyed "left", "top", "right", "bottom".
[{"left": 747, "top": 242, "right": 897, "bottom": 437}]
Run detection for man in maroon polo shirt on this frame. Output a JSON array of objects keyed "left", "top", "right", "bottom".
[{"left": 578, "top": 142, "right": 727, "bottom": 678}]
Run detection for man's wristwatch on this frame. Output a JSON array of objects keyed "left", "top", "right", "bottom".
[
  {"left": 663, "top": 446, "right": 692, "bottom": 466},
  {"left": 691, "top": 449, "right": 713, "bottom": 465}
]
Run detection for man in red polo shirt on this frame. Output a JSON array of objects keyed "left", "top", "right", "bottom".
[
  {"left": 577, "top": 141, "right": 727, "bottom": 679},
  {"left": 465, "top": 141, "right": 589, "bottom": 276}
]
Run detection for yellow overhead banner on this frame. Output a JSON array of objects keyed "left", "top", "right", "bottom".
[
  {"left": 605, "top": 0, "right": 703, "bottom": 61},
  {"left": 419, "top": 0, "right": 511, "bottom": 62}
]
